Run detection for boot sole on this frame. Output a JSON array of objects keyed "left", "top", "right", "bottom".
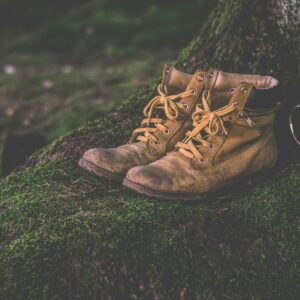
[
  {"left": 123, "top": 168, "right": 279, "bottom": 201},
  {"left": 78, "top": 158, "right": 123, "bottom": 182}
]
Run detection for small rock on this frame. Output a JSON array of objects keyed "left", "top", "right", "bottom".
[
  {"left": 85, "top": 26, "right": 94, "bottom": 36},
  {"left": 62, "top": 65, "right": 73, "bottom": 74},
  {"left": 22, "top": 119, "right": 31, "bottom": 127},
  {"left": 3, "top": 65, "right": 17, "bottom": 75},
  {"left": 4, "top": 107, "right": 16, "bottom": 117},
  {"left": 94, "top": 97, "right": 105, "bottom": 105},
  {"left": 42, "top": 80, "right": 54, "bottom": 89}
]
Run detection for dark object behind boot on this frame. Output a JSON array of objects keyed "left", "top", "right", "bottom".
[{"left": 1, "top": 133, "right": 45, "bottom": 176}]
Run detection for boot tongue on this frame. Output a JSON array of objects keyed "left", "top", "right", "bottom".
[{"left": 161, "top": 64, "right": 192, "bottom": 94}]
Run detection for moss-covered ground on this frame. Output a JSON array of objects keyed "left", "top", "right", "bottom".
[
  {"left": 0, "top": 52, "right": 167, "bottom": 142},
  {"left": 0, "top": 145, "right": 299, "bottom": 299}
]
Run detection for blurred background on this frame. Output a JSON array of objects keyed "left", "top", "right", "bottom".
[{"left": 0, "top": 0, "right": 217, "bottom": 176}]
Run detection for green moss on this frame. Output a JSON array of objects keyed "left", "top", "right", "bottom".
[{"left": 0, "top": 157, "right": 299, "bottom": 299}]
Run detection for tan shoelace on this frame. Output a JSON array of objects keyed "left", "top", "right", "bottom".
[
  {"left": 130, "top": 84, "right": 195, "bottom": 144},
  {"left": 176, "top": 92, "right": 237, "bottom": 162}
]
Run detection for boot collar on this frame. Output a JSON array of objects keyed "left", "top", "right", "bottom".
[
  {"left": 208, "top": 69, "right": 279, "bottom": 91},
  {"left": 161, "top": 64, "right": 193, "bottom": 94}
]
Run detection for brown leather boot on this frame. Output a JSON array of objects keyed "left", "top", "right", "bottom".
[
  {"left": 124, "top": 78, "right": 280, "bottom": 201},
  {"left": 79, "top": 65, "right": 206, "bottom": 181}
]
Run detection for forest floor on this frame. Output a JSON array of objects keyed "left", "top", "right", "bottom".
[{"left": 0, "top": 50, "right": 172, "bottom": 141}]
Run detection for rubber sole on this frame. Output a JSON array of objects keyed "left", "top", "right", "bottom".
[
  {"left": 78, "top": 158, "right": 123, "bottom": 182},
  {"left": 123, "top": 168, "right": 279, "bottom": 201},
  {"left": 123, "top": 178, "right": 233, "bottom": 201}
]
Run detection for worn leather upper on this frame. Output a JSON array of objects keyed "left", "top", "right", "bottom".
[
  {"left": 126, "top": 79, "right": 279, "bottom": 194},
  {"left": 82, "top": 66, "right": 205, "bottom": 176}
]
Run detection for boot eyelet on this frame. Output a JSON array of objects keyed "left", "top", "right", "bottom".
[
  {"left": 209, "top": 143, "right": 215, "bottom": 150},
  {"left": 219, "top": 129, "right": 224, "bottom": 135},
  {"left": 164, "top": 128, "right": 170, "bottom": 135},
  {"left": 199, "top": 157, "right": 205, "bottom": 163},
  {"left": 165, "top": 68, "right": 170, "bottom": 74},
  {"left": 230, "top": 88, "right": 235, "bottom": 93},
  {"left": 197, "top": 75, "right": 204, "bottom": 81},
  {"left": 240, "top": 87, "right": 248, "bottom": 94},
  {"left": 233, "top": 101, "right": 239, "bottom": 108},
  {"left": 209, "top": 72, "right": 214, "bottom": 78},
  {"left": 228, "top": 116, "right": 233, "bottom": 122},
  {"left": 183, "top": 103, "right": 189, "bottom": 110},
  {"left": 191, "top": 89, "right": 196, "bottom": 95},
  {"left": 153, "top": 140, "right": 160, "bottom": 145}
]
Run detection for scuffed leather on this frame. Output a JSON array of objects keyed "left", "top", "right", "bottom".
[
  {"left": 82, "top": 142, "right": 163, "bottom": 176},
  {"left": 126, "top": 82, "right": 278, "bottom": 194},
  {"left": 82, "top": 66, "right": 205, "bottom": 176}
]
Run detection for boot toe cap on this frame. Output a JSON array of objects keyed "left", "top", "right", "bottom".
[
  {"left": 82, "top": 148, "right": 116, "bottom": 172},
  {"left": 82, "top": 148, "right": 104, "bottom": 163},
  {"left": 82, "top": 148, "right": 98, "bottom": 161},
  {"left": 126, "top": 165, "right": 173, "bottom": 191}
]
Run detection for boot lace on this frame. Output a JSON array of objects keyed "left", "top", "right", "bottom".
[
  {"left": 176, "top": 91, "right": 238, "bottom": 162},
  {"left": 130, "top": 84, "right": 195, "bottom": 144}
]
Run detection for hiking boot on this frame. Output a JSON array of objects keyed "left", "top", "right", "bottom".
[
  {"left": 79, "top": 65, "right": 206, "bottom": 181},
  {"left": 124, "top": 78, "right": 281, "bottom": 201}
]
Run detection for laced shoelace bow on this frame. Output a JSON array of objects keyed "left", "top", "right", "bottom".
[
  {"left": 129, "top": 84, "right": 195, "bottom": 144},
  {"left": 176, "top": 91, "right": 238, "bottom": 162}
]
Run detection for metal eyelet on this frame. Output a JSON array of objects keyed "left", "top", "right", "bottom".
[
  {"left": 191, "top": 89, "right": 196, "bottom": 95},
  {"left": 219, "top": 129, "right": 224, "bottom": 135},
  {"left": 197, "top": 75, "right": 204, "bottom": 81},
  {"left": 209, "top": 143, "right": 215, "bottom": 150},
  {"left": 199, "top": 158, "right": 205, "bottom": 163},
  {"left": 153, "top": 140, "right": 160, "bottom": 145},
  {"left": 165, "top": 68, "right": 170, "bottom": 74},
  {"left": 209, "top": 72, "right": 214, "bottom": 78},
  {"left": 183, "top": 103, "right": 189, "bottom": 110},
  {"left": 230, "top": 88, "right": 235, "bottom": 93},
  {"left": 240, "top": 87, "right": 248, "bottom": 94},
  {"left": 233, "top": 101, "right": 239, "bottom": 108},
  {"left": 164, "top": 128, "right": 170, "bottom": 135}
]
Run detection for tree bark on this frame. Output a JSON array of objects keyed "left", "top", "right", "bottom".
[{"left": 178, "top": 0, "right": 299, "bottom": 87}]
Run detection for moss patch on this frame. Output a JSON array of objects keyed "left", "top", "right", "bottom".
[{"left": 0, "top": 157, "right": 299, "bottom": 299}]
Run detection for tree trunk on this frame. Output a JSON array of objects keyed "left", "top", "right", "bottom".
[
  {"left": 0, "top": 1, "right": 299, "bottom": 299},
  {"left": 178, "top": 0, "right": 299, "bottom": 86}
]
